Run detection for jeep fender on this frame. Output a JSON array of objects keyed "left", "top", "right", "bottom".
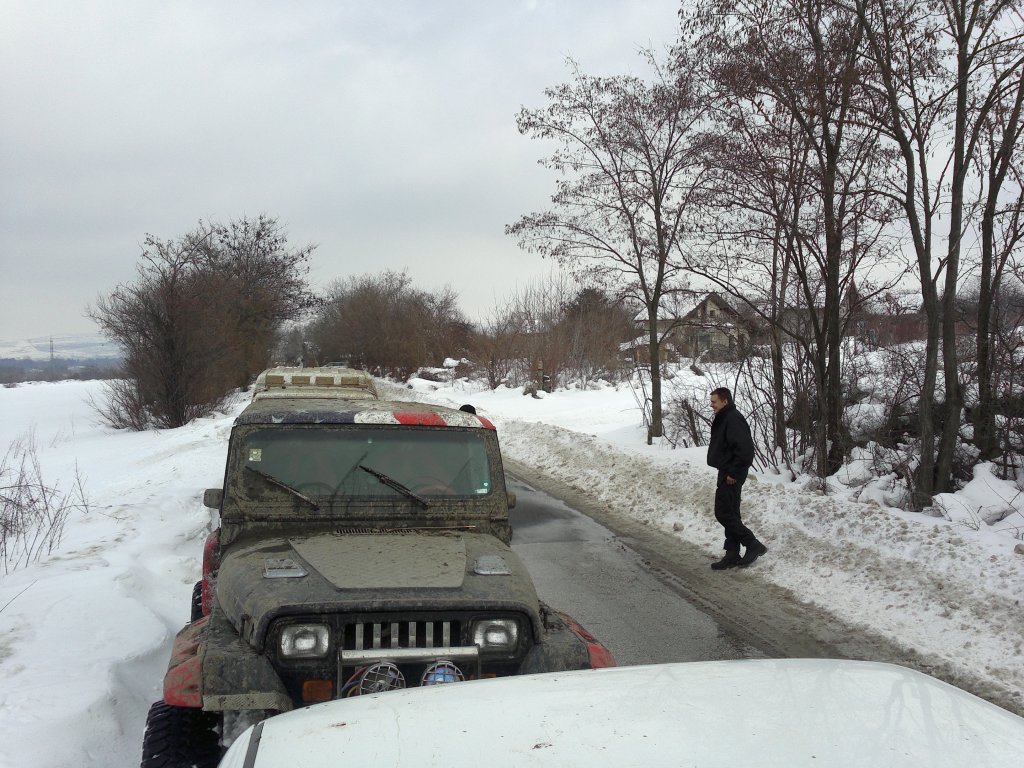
[
  {"left": 163, "top": 617, "right": 208, "bottom": 707},
  {"left": 199, "top": 607, "right": 292, "bottom": 714},
  {"left": 163, "top": 610, "right": 292, "bottom": 714},
  {"left": 519, "top": 607, "right": 616, "bottom": 674}
]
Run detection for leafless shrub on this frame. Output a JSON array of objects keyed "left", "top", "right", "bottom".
[
  {"left": 657, "top": 356, "right": 785, "bottom": 480},
  {"left": 559, "top": 288, "right": 634, "bottom": 388},
  {"left": 0, "top": 431, "right": 89, "bottom": 574},
  {"left": 662, "top": 375, "right": 710, "bottom": 448},
  {"left": 307, "top": 270, "right": 471, "bottom": 380},
  {"left": 626, "top": 361, "right": 655, "bottom": 437},
  {"left": 504, "top": 277, "right": 574, "bottom": 390},
  {"left": 715, "top": 359, "right": 781, "bottom": 477},
  {"left": 474, "top": 278, "right": 632, "bottom": 391},
  {"left": 473, "top": 307, "right": 529, "bottom": 390},
  {"left": 89, "top": 216, "right": 315, "bottom": 429},
  {"left": 87, "top": 377, "right": 153, "bottom": 431},
  {"left": 469, "top": 275, "right": 571, "bottom": 390}
]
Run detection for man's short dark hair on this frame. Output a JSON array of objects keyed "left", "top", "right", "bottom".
[
  {"left": 459, "top": 404, "right": 477, "bottom": 414},
  {"left": 711, "top": 387, "right": 732, "bottom": 404}
]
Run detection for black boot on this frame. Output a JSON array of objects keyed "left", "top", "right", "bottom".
[
  {"left": 711, "top": 551, "right": 742, "bottom": 570},
  {"left": 738, "top": 541, "right": 767, "bottom": 567}
]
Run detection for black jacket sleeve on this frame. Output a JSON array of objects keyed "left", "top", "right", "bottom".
[{"left": 726, "top": 411, "right": 755, "bottom": 482}]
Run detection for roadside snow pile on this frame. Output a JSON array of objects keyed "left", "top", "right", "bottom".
[
  {"left": 397, "top": 376, "right": 1024, "bottom": 713},
  {"left": 933, "top": 463, "right": 1024, "bottom": 534}
]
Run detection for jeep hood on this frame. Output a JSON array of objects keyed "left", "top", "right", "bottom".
[{"left": 215, "top": 532, "right": 542, "bottom": 650}]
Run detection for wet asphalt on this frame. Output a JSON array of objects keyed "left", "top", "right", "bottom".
[{"left": 506, "top": 474, "right": 764, "bottom": 666}]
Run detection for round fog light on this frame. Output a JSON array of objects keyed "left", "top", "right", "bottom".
[
  {"left": 359, "top": 662, "right": 406, "bottom": 694},
  {"left": 421, "top": 661, "right": 465, "bottom": 686}
]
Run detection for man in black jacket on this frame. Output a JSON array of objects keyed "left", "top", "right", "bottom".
[{"left": 706, "top": 387, "right": 767, "bottom": 570}]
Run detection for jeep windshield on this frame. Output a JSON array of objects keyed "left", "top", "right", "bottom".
[{"left": 237, "top": 426, "right": 493, "bottom": 501}]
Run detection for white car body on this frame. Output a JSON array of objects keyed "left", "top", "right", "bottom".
[{"left": 219, "top": 659, "right": 1024, "bottom": 767}]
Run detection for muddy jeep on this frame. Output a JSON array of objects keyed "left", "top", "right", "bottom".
[{"left": 141, "top": 367, "right": 614, "bottom": 767}]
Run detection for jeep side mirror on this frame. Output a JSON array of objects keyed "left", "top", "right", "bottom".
[
  {"left": 506, "top": 491, "right": 516, "bottom": 509},
  {"left": 203, "top": 488, "right": 224, "bottom": 509}
]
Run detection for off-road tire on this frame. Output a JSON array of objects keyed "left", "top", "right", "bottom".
[
  {"left": 190, "top": 581, "right": 203, "bottom": 622},
  {"left": 140, "top": 700, "right": 220, "bottom": 768}
]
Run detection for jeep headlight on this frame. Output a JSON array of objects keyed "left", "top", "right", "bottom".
[
  {"left": 472, "top": 619, "right": 519, "bottom": 652},
  {"left": 280, "top": 624, "right": 330, "bottom": 659}
]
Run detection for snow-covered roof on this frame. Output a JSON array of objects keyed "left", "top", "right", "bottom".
[
  {"left": 619, "top": 335, "right": 649, "bottom": 351},
  {"left": 632, "top": 292, "right": 739, "bottom": 323}
]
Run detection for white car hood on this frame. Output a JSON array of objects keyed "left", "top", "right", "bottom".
[{"left": 219, "top": 659, "right": 1024, "bottom": 767}]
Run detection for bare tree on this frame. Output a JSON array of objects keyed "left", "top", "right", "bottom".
[
  {"left": 507, "top": 52, "right": 712, "bottom": 439},
  {"left": 852, "top": 0, "right": 1024, "bottom": 497},
  {"left": 971, "top": 59, "right": 1024, "bottom": 459},
  {"left": 488, "top": 275, "right": 576, "bottom": 390},
  {"left": 473, "top": 306, "right": 527, "bottom": 389},
  {"left": 90, "top": 234, "right": 227, "bottom": 428},
  {"left": 195, "top": 216, "right": 318, "bottom": 387},
  {"left": 686, "top": 0, "right": 901, "bottom": 475}
]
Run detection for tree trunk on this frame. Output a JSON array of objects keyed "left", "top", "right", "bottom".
[
  {"left": 771, "top": 327, "right": 787, "bottom": 449},
  {"left": 934, "top": 40, "right": 971, "bottom": 492},
  {"left": 822, "top": 142, "right": 845, "bottom": 476},
  {"left": 975, "top": 210, "right": 997, "bottom": 460},
  {"left": 915, "top": 304, "right": 942, "bottom": 507},
  {"left": 648, "top": 308, "right": 664, "bottom": 439}
]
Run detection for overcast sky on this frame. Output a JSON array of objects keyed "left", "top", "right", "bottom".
[{"left": 0, "top": 0, "right": 683, "bottom": 340}]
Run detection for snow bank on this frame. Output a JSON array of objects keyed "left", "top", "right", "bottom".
[{"left": 0, "top": 381, "right": 241, "bottom": 768}]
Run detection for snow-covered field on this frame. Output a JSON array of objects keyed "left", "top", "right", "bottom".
[
  {"left": 0, "top": 332, "right": 119, "bottom": 361},
  {"left": 0, "top": 377, "right": 1022, "bottom": 767}
]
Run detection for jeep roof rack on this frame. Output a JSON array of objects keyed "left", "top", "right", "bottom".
[{"left": 252, "top": 367, "right": 379, "bottom": 400}]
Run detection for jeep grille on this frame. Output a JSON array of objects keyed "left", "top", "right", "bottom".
[{"left": 343, "top": 619, "right": 462, "bottom": 651}]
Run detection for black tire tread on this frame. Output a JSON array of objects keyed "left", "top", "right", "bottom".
[
  {"left": 140, "top": 700, "right": 220, "bottom": 768},
  {"left": 190, "top": 581, "right": 203, "bottom": 622}
]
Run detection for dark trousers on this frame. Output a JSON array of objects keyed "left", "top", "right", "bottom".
[{"left": 714, "top": 470, "right": 756, "bottom": 552}]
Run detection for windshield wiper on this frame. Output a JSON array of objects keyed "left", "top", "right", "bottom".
[
  {"left": 357, "top": 464, "right": 429, "bottom": 509},
  {"left": 336, "top": 450, "right": 369, "bottom": 490},
  {"left": 245, "top": 466, "right": 320, "bottom": 511}
]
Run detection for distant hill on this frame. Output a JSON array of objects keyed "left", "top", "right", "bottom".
[{"left": 0, "top": 333, "right": 121, "bottom": 362}]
